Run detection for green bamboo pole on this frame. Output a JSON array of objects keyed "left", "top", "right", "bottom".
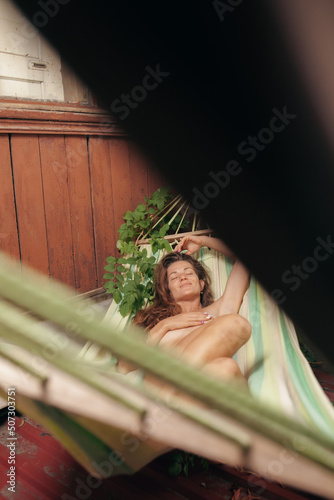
[
  {"left": 0, "top": 344, "right": 48, "bottom": 383},
  {"left": 166, "top": 201, "right": 187, "bottom": 227},
  {"left": 192, "top": 212, "right": 197, "bottom": 232},
  {"left": 0, "top": 306, "right": 146, "bottom": 417},
  {"left": 0, "top": 253, "right": 334, "bottom": 471},
  {"left": 141, "top": 195, "right": 183, "bottom": 240},
  {"left": 174, "top": 203, "right": 189, "bottom": 235}
]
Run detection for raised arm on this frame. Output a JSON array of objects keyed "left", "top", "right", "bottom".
[
  {"left": 175, "top": 234, "right": 249, "bottom": 316},
  {"left": 175, "top": 234, "right": 235, "bottom": 259},
  {"left": 205, "top": 259, "right": 250, "bottom": 317}
]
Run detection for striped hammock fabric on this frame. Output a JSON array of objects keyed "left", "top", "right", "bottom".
[{"left": 205, "top": 249, "right": 334, "bottom": 438}]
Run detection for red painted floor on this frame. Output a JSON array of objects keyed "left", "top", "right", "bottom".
[{"left": 0, "top": 364, "right": 332, "bottom": 500}]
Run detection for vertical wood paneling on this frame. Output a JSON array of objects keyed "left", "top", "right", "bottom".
[
  {"left": 39, "top": 135, "right": 75, "bottom": 287},
  {"left": 65, "top": 136, "right": 97, "bottom": 292},
  {"left": 0, "top": 135, "right": 20, "bottom": 260},
  {"left": 109, "top": 138, "right": 132, "bottom": 233},
  {"left": 10, "top": 134, "right": 49, "bottom": 275},
  {"left": 1, "top": 130, "right": 171, "bottom": 293},
  {"left": 129, "top": 142, "right": 149, "bottom": 208},
  {"left": 89, "top": 137, "right": 116, "bottom": 287}
]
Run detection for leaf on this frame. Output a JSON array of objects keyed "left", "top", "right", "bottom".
[
  {"left": 123, "top": 281, "right": 136, "bottom": 292},
  {"left": 104, "top": 264, "right": 115, "bottom": 272},
  {"left": 113, "top": 290, "right": 122, "bottom": 303},
  {"left": 117, "top": 257, "right": 128, "bottom": 264},
  {"left": 119, "top": 301, "right": 131, "bottom": 317},
  {"left": 127, "top": 295, "right": 135, "bottom": 305},
  {"left": 168, "top": 461, "right": 182, "bottom": 476},
  {"left": 116, "top": 274, "right": 124, "bottom": 282},
  {"left": 123, "top": 211, "right": 133, "bottom": 221},
  {"left": 134, "top": 273, "right": 141, "bottom": 286},
  {"left": 163, "top": 240, "right": 172, "bottom": 252},
  {"left": 140, "top": 263, "right": 148, "bottom": 273},
  {"left": 118, "top": 229, "right": 128, "bottom": 240},
  {"left": 103, "top": 282, "right": 115, "bottom": 292},
  {"left": 159, "top": 223, "right": 170, "bottom": 238},
  {"left": 117, "top": 265, "right": 126, "bottom": 273},
  {"left": 157, "top": 199, "right": 165, "bottom": 211},
  {"left": 151, "top": 241, "right": 158, "bottom": 254},
  {"left": 106, "top": 256, "right": 116, "bottom": 264},
  {"left": 133, "top": 210, "right": 142, "bottom": 221},
  {"left": 138, "top": 220, "right": 147, "bottom": 228},
  {"left": 118, "top": 222, "right": 128, "bottom": 232},
  {"left": 126, "top": 256, "right": 137, "bottom": 265},
  {"left": 103, "top": 273, "right": 115, "bottom": 280}
]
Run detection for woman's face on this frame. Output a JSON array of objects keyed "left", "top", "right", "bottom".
[{"left": 166, "top": 261, "right": 204, "bottom": 303}]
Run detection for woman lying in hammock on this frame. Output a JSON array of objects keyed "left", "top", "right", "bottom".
[{"left": 133, "top": 234, "right": 251, "bottom": 386}]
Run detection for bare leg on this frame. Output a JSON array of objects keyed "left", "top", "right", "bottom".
[
  {"left": 162, "top": 314, "right": 251, "bottom": 366},
  {"left": 145, "top": 314, "right": 251, "bottom": 398}
]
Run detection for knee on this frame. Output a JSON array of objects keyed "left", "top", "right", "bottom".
[
  {"left": 232, "top": 314, "right": 252, "bottom": 342},
  {"left": 213, "top": 313, "right": 251, "bottom": 342},
  {"left": 207, "top": 357, "right": 242, "bottom": 379},
  {"left": 223, "top": 358, "right": 242, "bottom": 378}
]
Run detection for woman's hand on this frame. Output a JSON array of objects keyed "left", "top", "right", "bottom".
[
  {"left": 163, "top": 311, "right": 212, "bottom": 330},
  {"left": 174, "top": 235, "right": 203, "bottom": 255},
  {"left": 147, "top": 311, "right": 212, "bottom": 345},
  {"left": 176, "top": 235, "right": 235, "bottom": 259}
]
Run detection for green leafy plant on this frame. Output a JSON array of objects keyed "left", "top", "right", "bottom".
[
  {"left": 103, "top": 187, "right": 195, "bottom": 318},
  {"left": 166, "top": 451, "right": 209, "bottom": 477}
]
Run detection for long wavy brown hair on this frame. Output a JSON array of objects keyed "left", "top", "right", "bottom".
[{"left": 133, "top": 252, "right": 214, "bottom": 330}]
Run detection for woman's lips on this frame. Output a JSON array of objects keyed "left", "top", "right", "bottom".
[{"left": 180, "top": 282, "right": 192, "bottom": 288}]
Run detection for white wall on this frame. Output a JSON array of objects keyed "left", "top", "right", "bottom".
[{"left": 0, "top": 0, "right": 65, "bottom": 101}]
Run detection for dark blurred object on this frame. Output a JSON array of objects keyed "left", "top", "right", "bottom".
[{"left": 12, "top": 0, "right": 334, "bottom": 369}]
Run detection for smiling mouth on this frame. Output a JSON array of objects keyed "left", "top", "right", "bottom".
[{"left": 180, "top": 282, "right": 192, "bottom": 288}]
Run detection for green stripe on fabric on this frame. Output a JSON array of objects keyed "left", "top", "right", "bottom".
[
  {"left": 279, "top": 312, "right": 334, "bottom": 437},
  {"left": 224, "top": 256, "right": 234, "bottom": 276},
  {"left": 246, "top": 279, "right": 265, "bottom": 397},
  {"left": 35, "top": 400, "right": 134, "bottom": 476}
]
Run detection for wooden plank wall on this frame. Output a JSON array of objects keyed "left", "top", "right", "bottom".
[{"left": 0, "top": 133, "right": 168, "bottom": 293}]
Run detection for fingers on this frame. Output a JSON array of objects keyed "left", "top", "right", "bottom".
[
  {"left": 190, "top": 312, "right": 213, "bottom": 325},
  {"left": 201, "top": 312, "right": 213, "bottom": 324},
  {"left": 175, "top": 236, "right": 190, "bottom": 253},
  {"left": 175, "top": 237, "right": 186, "bottom": 252}
]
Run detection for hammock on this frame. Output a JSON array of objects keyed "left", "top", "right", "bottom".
[
  {"left": 100, "top": 242, "right": 334, "bottom": 439},
  {"left": 0, "top": 242, "right": 334, "bottom": 499}
]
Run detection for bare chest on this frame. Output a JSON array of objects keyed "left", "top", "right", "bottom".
[{"left": 158, "top": 324, "right": 201, "bottom": 348}]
